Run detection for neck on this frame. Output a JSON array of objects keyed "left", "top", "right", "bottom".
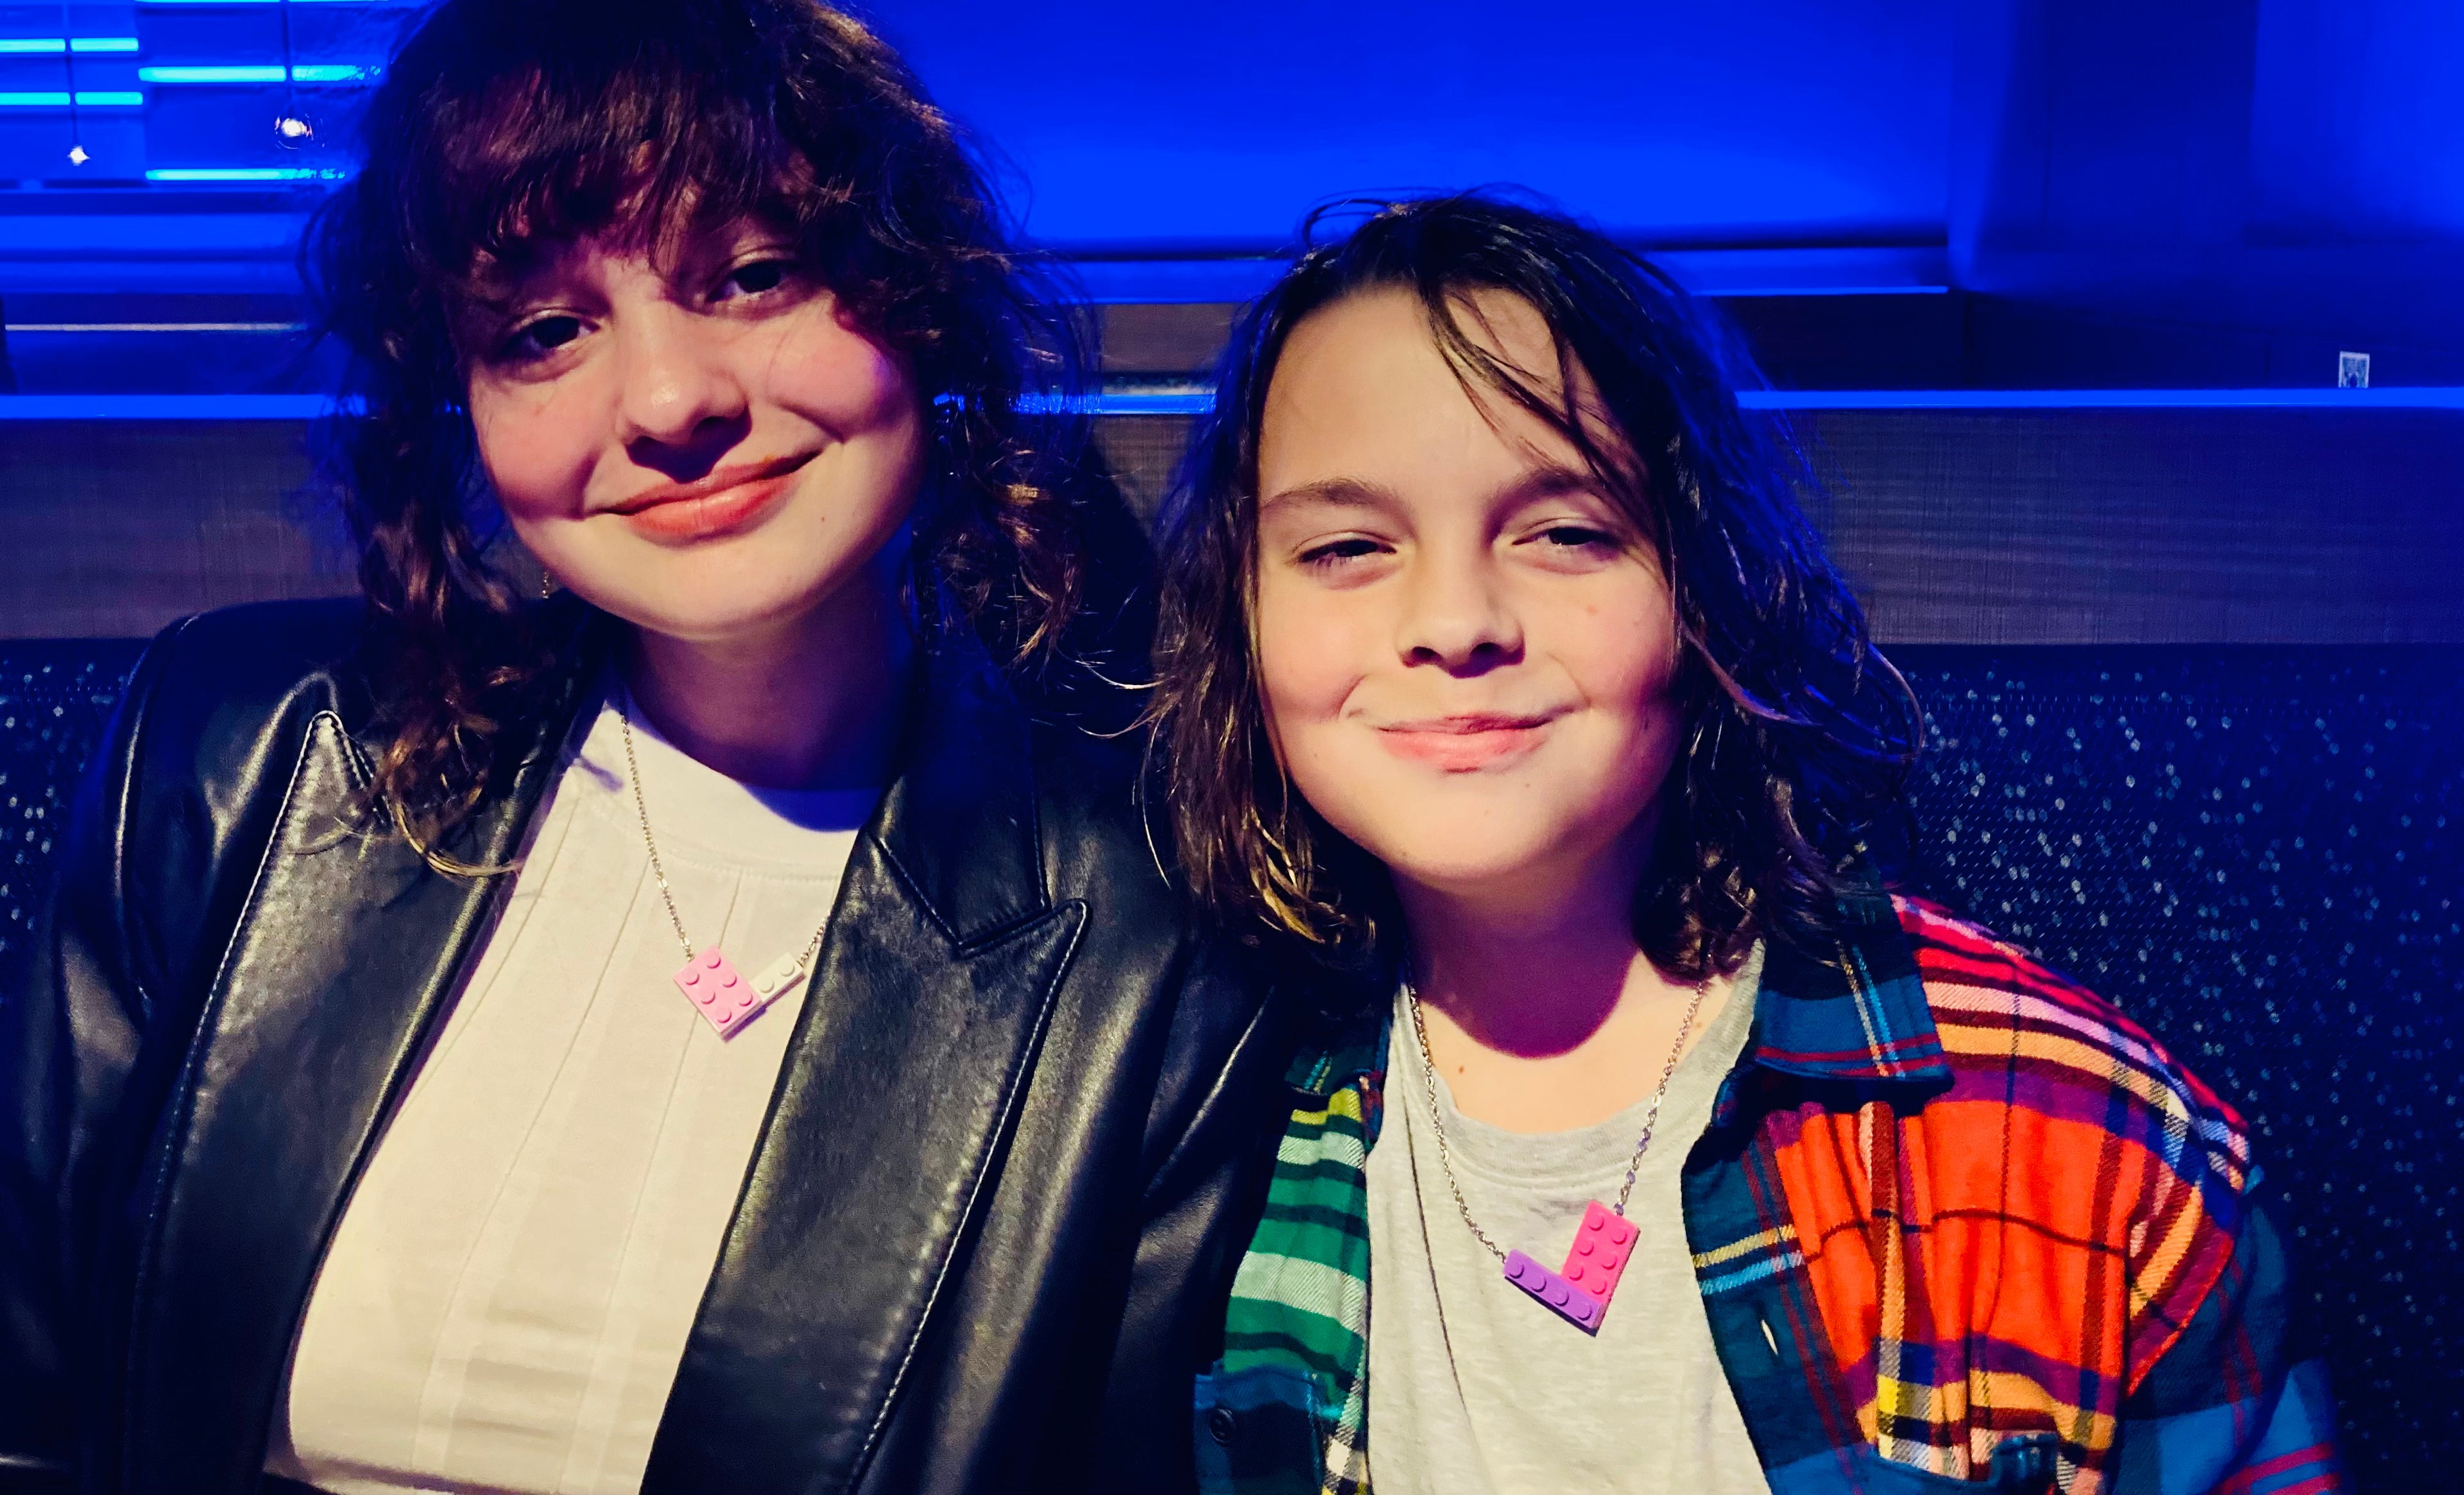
[
  {"left": 1397, "top": 826, "right": 1668, "bottom": 1059},
  {"left": 622, "top": 573, "right": 912, "bottom": 791}
]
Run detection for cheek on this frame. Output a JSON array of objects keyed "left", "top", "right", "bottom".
[
  {"left": 1253, "top": 570, "right": 1369, "bottom": 734},
  {"left": 1557, "top": 577, "right": 1688, "bottom": 776},
  {"left": 767, "top": 305, "right": 913, "bottom": 434},
  {"left": 469, "top": 379, "right": 601, "bottom": 522}
]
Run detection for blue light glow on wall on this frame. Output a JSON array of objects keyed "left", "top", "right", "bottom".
[{"left": 859, "top": 0, "right": 1958, "bottom": 252}]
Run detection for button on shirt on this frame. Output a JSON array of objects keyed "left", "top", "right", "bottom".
[{"left": 265, "top": 697, "right": 878, "bottom": 1495}]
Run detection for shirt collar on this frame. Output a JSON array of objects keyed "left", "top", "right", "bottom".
[
  {"left": 1738, "top": 892, "right": 1951, "bottom": 1097},
  {"left": 1288, "top": 894, "right": 1948, "bottom": 1104}
]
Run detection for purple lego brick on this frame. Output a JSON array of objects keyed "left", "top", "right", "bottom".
[{"left": 1503, "top": 1248, "right": 1604, "bottom": 1331}]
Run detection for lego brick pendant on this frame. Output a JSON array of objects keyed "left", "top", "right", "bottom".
[
  {"left": 672, "top": 947, "right": 802, "bottom": 1038},
  {"left": 1502, "top": 1201, "right": 1639, "bottom": 1333}
]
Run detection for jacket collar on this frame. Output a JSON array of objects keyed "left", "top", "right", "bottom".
[
  {"left": 868, "top": 635, "right": 1049, "bottom": 946},
  {"left": 1288, "top": 893, "right": 1950, "bottom": 1106}
]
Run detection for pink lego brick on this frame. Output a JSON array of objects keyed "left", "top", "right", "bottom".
[
  {"left": 1558, "top": 1200, "right": 1638, "bottom": 1305},
  {"left": 1502, "top": 1248, "right": 1604, "bottom": 1331},
  {"left": 671, "top": 948, "right": 775, "bottom": 1038}
]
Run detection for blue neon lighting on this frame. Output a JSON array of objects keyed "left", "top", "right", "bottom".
[
  {"left": 144, "top": 166, "right": 345, "bottom": 182},
  {"left": 140, "top": 65, "right": 284, "bottom": 83},
  {"left": 139, "top": 63, "right": 373, "bottom": 83},
  {"left": 1731, "top": 388, "right": 2464, "bottom": 410},
  {"left": 0, "top": 396, "right": 353, "bottom": 420},
  {"left": 71, "top": 37, "right": 140, "bottom": 53},
  {"left": 0, "top": 90, "right": 145, "bottom": 107},
  {"left": 0, "top": 38, "right": 66, "bottom": 52}
]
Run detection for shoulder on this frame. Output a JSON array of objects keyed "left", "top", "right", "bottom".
[
  {"left": 1892, "top": 895, "right": 2257, "bottom": 1197},
  {"left": 1021, "top": 710, "right": 1176, "bottom": 915},
  {"left": 122, "top": 597, "right": 368, "bottom": 762}
]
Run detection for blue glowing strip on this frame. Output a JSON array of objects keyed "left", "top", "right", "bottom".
[
  {"left": 0, "top": 90, "right": 143, "bottom": 106},
  {"left": 140, "top": 65, "right": 283, "bottom": 81},
  {"left": 10, "top": 388, "right": 2464, "bottom": 423},
  {"left": 0, "top": 35, "right": 139, "bottom": 51},
  {"left": 0, "top": 395, "right": 351, "bottom": 420},
  {"left": 144, "top": 166, "right": 346, "bottom": 181},
  {"left": 1735, "top": 387, "right": 2464, "bottom": 410},
  {"left": 139, "top": 63, "right": 373, "bottom": 83}
]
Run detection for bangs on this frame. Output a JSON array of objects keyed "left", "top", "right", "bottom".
[{"left": 390, "top": 8, "right": 816, "bottom": 301}]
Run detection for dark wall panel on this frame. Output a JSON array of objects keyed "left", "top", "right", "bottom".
[
  {"left": 3, "top": 408, "right": 2458, "bottom": 643},
  {"left": 0, "top": 420, "right": 350, "bottom": 638}
]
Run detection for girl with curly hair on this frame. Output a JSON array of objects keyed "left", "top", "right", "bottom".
[
  {"left": 1152, "top": 196, "right": 2339, "bottom": 1495},
  {"left": 0, "top": 4, "right": 1274, "bottom": 1491}
]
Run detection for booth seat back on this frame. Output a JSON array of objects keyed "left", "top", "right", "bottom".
[{"left": 2, "top": 638, "right": 2458, "bottom": 1493}]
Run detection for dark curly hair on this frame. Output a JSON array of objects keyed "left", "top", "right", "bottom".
[
  {"left": 307, "top": 0, "right": 1118, "bottom": 865},
  {"left": 1150, "top": 195, "right": 1921, "bottom": 980}
]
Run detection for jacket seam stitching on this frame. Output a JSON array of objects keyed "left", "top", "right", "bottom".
[
  {"left": 118, "top": 707, "right": 334, "bottom": 1479},
  {"left": 110, "top": 615, "right": 193, "bottom": 1029},
  {"left": 842, "top": 898, "right": 1090, "bottom": 1491}
]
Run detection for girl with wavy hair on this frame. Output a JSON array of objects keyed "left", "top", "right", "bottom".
[
  {"left": 1152, "top": 196, "right": 2339, "bottom": 1495},
  {"left": 0, "top": 3, "right": 1274, "bottom": 1491}
]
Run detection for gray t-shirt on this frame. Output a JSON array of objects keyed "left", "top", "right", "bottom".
[{"left": 1364, "top": 946, "right": 1768, "bottom": 1495}]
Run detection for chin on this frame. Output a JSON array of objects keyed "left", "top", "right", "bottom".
[
  {"left": 590, "top": 570, "right": 826, "bottom": 644},
  {"left": 1353, "top": 830, "right": 1568, "bottom": 901}
]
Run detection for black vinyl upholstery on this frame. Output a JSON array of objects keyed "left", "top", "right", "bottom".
[{"left": 1, "top": 638, "right": 2457, "bottom": 1491}]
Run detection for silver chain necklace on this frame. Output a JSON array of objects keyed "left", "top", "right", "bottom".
[
  {"left": 618, "top": 692, "right": 832, "bottom": 1038},
  {"left": 1403, "top": 976, "right": 1708, "bottom": 1330}
]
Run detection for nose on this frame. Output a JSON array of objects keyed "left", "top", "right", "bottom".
[
  {"left": 612, "top": 302, "right": 748, "bottom": 461},
  {"left": 1396, "top": 542, "right": 1523, "bottom": 674}
]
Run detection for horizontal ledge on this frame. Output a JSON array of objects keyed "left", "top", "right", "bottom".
[
  {"left": 5, "top": 321, "right": 300, "bottom": 332},
  {"left": 5, "top": 388, "right": 2462, "bottom": 422},
  {"left": 1738, "top": 388, "right": 2464, "bottom": 410}
]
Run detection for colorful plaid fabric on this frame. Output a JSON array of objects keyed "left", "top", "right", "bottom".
[{"left": 1195, "top": 896, "right": 2344, "bottom": 1495}]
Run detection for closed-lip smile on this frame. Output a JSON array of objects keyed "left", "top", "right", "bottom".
[
  {"left": 1375, "top": 711, "right": 1562, "bottom": 771},
  {"left": 606, "top": 452, "right": 817, "bottom": 542}
]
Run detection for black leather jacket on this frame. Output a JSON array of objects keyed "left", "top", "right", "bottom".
[{"left": 0, "top": 600, "right": 1288, "bottom": 1494}]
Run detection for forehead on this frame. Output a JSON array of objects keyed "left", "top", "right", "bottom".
[{"left": 1257, "top": 286, "right": 1609, "bottom": 500}]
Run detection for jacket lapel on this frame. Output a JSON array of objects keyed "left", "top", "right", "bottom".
[
  {"left": 644, "top": 644, "right": 1082, "bottom": 1493},
  {"left": 120, "top": 654, "right": 588, "bottom": 1491}
]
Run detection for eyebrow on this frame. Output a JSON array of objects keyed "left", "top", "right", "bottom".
[
  {"left": 1258, "top": 476, "right": 1399, "bottom": 513},
  {"left": 1260, "top": 465, "right": 1600, "bottom": 515}
]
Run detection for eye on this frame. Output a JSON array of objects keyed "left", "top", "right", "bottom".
[
  {"left": 1297, "top": 535, "right": 1389, "bottom": 572},
  {"left": 495, "top": 313, "right": 585, "bottom": 364},
  {"left": 1537, "top": 523, "right": 1620, "bottom": 551},
  {"left": 713, "top": 257, "right": 798, "bottom": 303}
]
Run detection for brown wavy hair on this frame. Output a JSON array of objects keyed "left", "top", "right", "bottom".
[
  {"left": 306, "top": 0, "right": 1116, "bottom": 865},
  {"left": 1150, "top": 196, "right": 1922, "bottom": 982}
]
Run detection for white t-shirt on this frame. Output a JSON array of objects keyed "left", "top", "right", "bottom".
[
  {"left": 1363, "top": 946, "right": 1768, "bottom": 1495},
  {"left": 264, "top": 696, "right": 878, "bottom": 1495}
]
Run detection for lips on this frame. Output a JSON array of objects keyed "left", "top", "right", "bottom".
[
  {"left": 1374, "top": 712, "right": 1560, "bottom": 771},
  {"left": 606, "top": 453, "right": 815, "bottom": 543}
]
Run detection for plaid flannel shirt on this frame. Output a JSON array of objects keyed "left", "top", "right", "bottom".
[{"left": 1194, "top": 896, "right": 2343, "bottom": 1495}]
